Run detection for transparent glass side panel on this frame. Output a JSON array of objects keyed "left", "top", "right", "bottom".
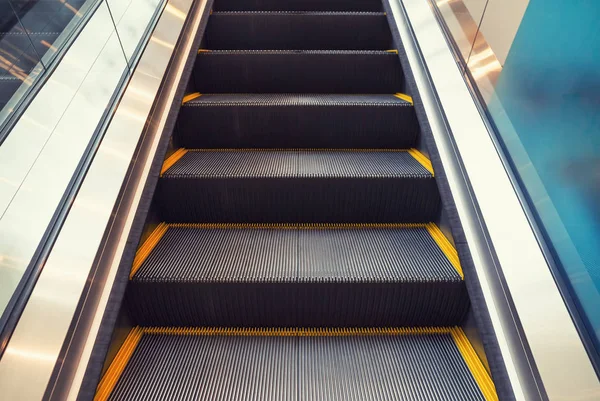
[
  {"left": 465, "top": 0, "right": 600, "bottom": 356},
  {"left": 106, "top": 0, "right": 165, "bottom": 64},
  {"left": 0, "top": 0, "right": 98, "bottom": 130},
  {"left": 0, "top": 0, "right": 45, "bottom": 114},
  {"left": 434, "top": 0, "right": 488, "bottom": 64}
]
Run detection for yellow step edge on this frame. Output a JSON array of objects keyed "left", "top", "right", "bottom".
[
  {"left": 96, "top": 326, "right": 496, "bottom": 400},
  {"left": 160, "top": 148, "right": 188, "bottom": 176},
  {"left": 169, "top": 223, "right": 428, "bottom": 229},
  {"left": 426, "top": 223, "right": 463, "bottom": 278},
  {"left": 197, "top": 49, "right": 211, "bottom": 53},
  {"left": 186, "top": 148, "right": 413, "bottom": 152},
  {"left": 142, "top": 326, "right": 452, "bottom": 336},
  {"left": 130, "top": 223, "right": 169, "bottom": 279},
  {"left": 394, "top": 92, "right": 413, "bottom": 105},
  {"left": 450, "top": 327, "right": 499, "bottom": 401},
  {"left": 182, "top": 92, "right": 202, "bottom": 104},
  {"left": 407, "top": 148, "right": 434, "bottom": 176},
  {"left": 94, "top": 327, "right": 143, "bottom": 401},
  {"left": 386, "top": 49, "right": 399, "bottom": 54}
]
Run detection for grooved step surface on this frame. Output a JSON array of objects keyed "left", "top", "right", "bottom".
[
  {"left": 108, "top": 333, "right": 486, "bottom": 401},
  {"left": 205, "top": 12, "right": 392, "bottom": 50},
  {"left": 158, "top": 150, "right": 440, "bottom": 223},
  {"left": 135, "top": 226, "right": 460, "bottom": 281},
  {"left": 178, "top": 94, "right": 417, "bottom": 149},
  {"left": 193, "top": 51, "right": 404, "bottom": 93},
  {"left": 214, "top": 0, "right": 384, "bottom": 12},
  {"left": 127, "top": 225, "right": 468, "bottom": 326}
]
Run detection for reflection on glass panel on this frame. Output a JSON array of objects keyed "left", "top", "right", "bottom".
[
  {"left": 0, "top": 0, "right": 96, "bottom": 130},
  {"left": 106, "top": 0, "right": 164, "bottom": 63},
  {"left": 435, "top": 0, "right": 600, "bottom": 360},
  {"left": 0, "top": 0, "right": 44, "bottom": 112},
  {"left": 434, "top": 0, "right": 487, "bottom": 65}
]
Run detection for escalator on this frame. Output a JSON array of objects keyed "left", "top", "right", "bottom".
[{"left": 92, "top": 0, "right": 499, "bottom": 399}]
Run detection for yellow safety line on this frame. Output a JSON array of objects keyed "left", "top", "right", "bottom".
[
  {"left": 182, "top": 92, "right": 202, "bottom": 104},
  {"left": 426, "top": 223, "right": 463, "bottom": 278},
  {"left": 160, "top": 148, "right": 188, "bottom": 176},
  {"left": 169, "top": 223, "right": 427, "bottom": 230},
  {"left": 94, "top": 327, "right": 144, "bottom": 401},
  {"left": 407, "top": 148, "right": 434, "bottom": 176},
  {"left": 95, "top": 326, "right": 497, "bottom": 400},
  {"left": 197, "top": 49, "right": 211, "bottom": 53},
  {"left": 186, "top": 148, "right": 412, "bottom": 152},
  {"left": 130, "top": 223, "right": 169, "bottom": 279},
  {"left": 386, "top": 49, "right": 399, "bottom": 54},
  {"left": 450, "top": 327, "right": 499, "bottom": 401},
  {"left": 394, "top": 92, "right": 413, "bottom": 105},
  {"left": 142, "top": 326, "right": 452, "bottom": 336}
]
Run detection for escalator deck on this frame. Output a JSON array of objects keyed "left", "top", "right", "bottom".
[{"left": 93, "top": 0, "right": 499, "bottom": 399}]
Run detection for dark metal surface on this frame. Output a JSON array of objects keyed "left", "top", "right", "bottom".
[
  {"left": 193, "top": 51, "right": 404, "bottom": 93},
  {"left": 128, "top": 225, "right": 468, "bottom": 326},
  {"left": 158, "top": 150, "right": 439, "bottom": 223},
  {"left": 108, "top": 332, "right": 486, "bottom": 401},
  {"left": 206, "top": 12, "right": 392, "bottom": 50},
  {"left": 177, "top": 94, "right": 417, "bottom": 149}
]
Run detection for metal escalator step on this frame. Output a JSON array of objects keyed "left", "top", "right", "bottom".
[
  {"left": 193, "top": 50, "right": 403, "bottom": 93},
  {"left": 205, "top": 12, "right": 392, "bottom": 50},
  {"left": 177, "top": 94, "right": 418, "bottom": 149},
  {"left": 99, "top": 328, "right": 495, "bottom": 401},
  {"left": 214, "top": 0, "right": 384, "bottom": 12},
  {"left": 127, "top": 224, "right": 467, "bottom": 327},
  {"left": 157, "top": 149, "right": 439, "bottom": 223}
]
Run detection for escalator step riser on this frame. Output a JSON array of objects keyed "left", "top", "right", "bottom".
[
  {"left": 127, "top": 282, "right": 468, "bottom": 327},
  {"left": 159, "top": 150, "right": 438, "bottom": 223},
  {"left": 177, "top": 94, "right": 418, "bottom": 149},
  {"left": 205, "top": 12, "right": 392, "bottom": 50},
  {"left": 128, "top": 226, "right": 466, "bottom": 326},
  {"left": 213, "top": 0, "right": 384, "bottom": 12},
  {"left": 108, "top": 333, "right": 487, "bottom": 401},
  {"left": 193, "top": 51, "right": 404, "bottom": 94},
  {"left": 159, "top": 177, "right": 439, "bottom": 223}
]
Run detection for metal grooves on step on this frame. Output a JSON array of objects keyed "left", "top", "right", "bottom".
[
  {"left": 96, "top": 327, "right": 497, "bottom": 401},
  {"left": 126, "top": 223, "right": 467, "bottom": 327},
  {"left": 193, "top": 50, "right": 403, "bottom": 93},
  {"left": 180, "top": 93, "right": 413, "bottom": 106},
  {"left": 206, "top": 12, "right": 391, "bottom": 50},
  {"left": 162, "top": 149, "right": 433, "bottom": 178},
  {"left": 156, "top": 149, "right": 440, "bottom": 223},
  {"left": 176, "top": 94, "right": 418, "bottom": 148},
  {"left": 214, "top": 0, "right": 385, "bottom": 12}
]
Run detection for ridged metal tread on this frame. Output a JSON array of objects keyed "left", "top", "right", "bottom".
[
  {"left": 174, "top": 93, "right": 419, "bottom": 149},
  {"left": 192, "top": 51, "right": 403, "bottom": 93},
  {"left": 214, "top": 0, "right": 384, "bottom": 12},
  {"left": 205, "top": 12, "right": 391, "bottom": 50},
  {"left": 163, "top": 150, "right": 430, "bottom": 178},
  {"left": 134, "top": 225, "right": 460, "bottom": 282},
  {"left": 177, "top": 94, "right": 418, "bottom": 149},
  {"left": 127, "top": 225, "right": 468, "bottom": 327},
  {"left": 106, "top": 331, "right": 487, "bottom": 401},
  {"left": 182, "top": 93, "right": 412, "bottom": 105},
  {"left": 157, "top": 150, "right": 439, "bottom": 223}
]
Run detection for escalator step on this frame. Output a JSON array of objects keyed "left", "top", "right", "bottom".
[
  {"left": 214, "top": 0, "right": 384, "bottom": 12},
  {"left": 205, "top": 12, "right": 392, "bottom": 50},
  {"left": 100, "top": 328, "right": 495, "bottom": 401},
  {"left": 127, "top": 224, "right": 467, "bottom": 327},
  {"left": 157, "top": 149, "right": 439, "bottom": 223},
  {"left": 193, "top": 50, "right": 404, "bottom": 93},
  {"left": 177, "top": 94, "right": 418, "bottom": 149}
]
